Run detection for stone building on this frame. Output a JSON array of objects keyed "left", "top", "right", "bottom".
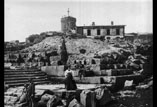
[
  {"left": 61, "top": 9, "right": 125, "bottom": 39},
  {"left": 61, "top": 9, "right": 76, "bottom": 33},
  {"left": 77, "top": 21, "right": 125, "bottom": 39}
]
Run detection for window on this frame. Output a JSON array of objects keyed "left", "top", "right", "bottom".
[
  {"left": 87, "top": 29, "right": 91, "bottom": 36},
  {"left": 97, "top": 29, "right": 100, "bottom": 35},
  {"left": 116, "top": 29, "right": 120, "bottom": 35},
  {"left": 107, "top": 29, "right": 110, "bottom": 35}
]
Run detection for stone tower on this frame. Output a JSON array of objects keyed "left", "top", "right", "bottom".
[{"left": 61, "top": 8, "right": 76, "bottom": 33}]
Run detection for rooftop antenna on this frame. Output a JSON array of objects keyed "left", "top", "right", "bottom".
[{"left": 67, "top": 8, "right": 70, "bottom": 16}]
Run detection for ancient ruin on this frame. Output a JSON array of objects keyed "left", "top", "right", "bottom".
[{"left": 5, "top": 8, "right": 153, "bottom": 107}]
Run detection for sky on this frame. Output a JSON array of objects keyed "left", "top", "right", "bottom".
[{"left": 5, "top": 0, "right": 152, "bottom": 42}]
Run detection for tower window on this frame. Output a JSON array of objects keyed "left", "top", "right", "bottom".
[
  {"left": 87, "top": 29, "right": 91, "bottom": 36},
  {"left": 107, "top": 29, "right": 110, "bottom": 35},
  {"left": 97, "top": 29, "right": 100, "bottom": 35},
  {"left": 116, "top": 29, "right": 120, "bottom": 35}
]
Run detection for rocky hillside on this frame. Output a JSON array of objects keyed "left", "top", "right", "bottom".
[{"left": 21, "top": 36, "right": 120, "bottom": 57}]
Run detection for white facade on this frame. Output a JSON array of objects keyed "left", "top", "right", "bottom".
[{"left": 82, "top": 27, "right": 124, "bottom": 39}]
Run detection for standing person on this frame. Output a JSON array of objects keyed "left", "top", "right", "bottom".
[
  {"left": 78, "top": 62, "right": 85, "bottom": 80},
  {"left": 84, "top": 59, "right": 87, "bottom": 65},
  {"left": 64, "top": 66, "right": 77, "bottom": 90},
  {"left": 64, "top": 72, "right": 77, "bottom": 90},
  {"left": 64, "top": 66, "right": 73, "bottom": 78},
  {"left": 27, "top": 78, "right": 35, "bottom": 107}
]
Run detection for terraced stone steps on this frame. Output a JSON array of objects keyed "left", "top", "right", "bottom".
[
  {"left": 4, "top": 75, "right": 47, "bottom": 81},
  {"left": 4, "top": 73, "right": 46, "bottom": 78},
  {"left": 8, "top": 81, "right": 51, "bottom": 87},
  {"left": 4, "top": 69, "right": 50, "bottom": 87}
]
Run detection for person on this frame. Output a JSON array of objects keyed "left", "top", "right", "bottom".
[
  {"left": 64, "top": 73, "right": 77, "bottom": 90},
  {"left": 27, "top": 78, "right": 35, "bottom": 107},
  {"left": 78, "top": 63, "right": 85, "bottom": 80},
  {"left": 64, "top": 66, "right": 73, "bottom": 78},
  {"left": 84, "top": 59, "right": 87, "bottom": 65},
  {"left": 15, "top": 79, "right": 35, "bottom": 107}
]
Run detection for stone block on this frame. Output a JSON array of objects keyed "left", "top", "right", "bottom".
[
  {"left": 74, "top": 77, "right": 101, "bottom": 84},
  {"left": 117, "top": 69, "right": 133, "bottom": 75},
  {"left": 68, "top": 98, "right": 83, "bottom": 107},
  {"left": 42, "top": 66, "right": 65, "bottom": 76},
  {"left": 95, "top": 87, "right": 112, "bottom": 106},
  {"left": 102, "top": 76, "right": 116, "bottom": 84},
  {"left": 100, "top": 70, "right": 107, "bottom": 76},
  {"left": 105, "top": 69, "right": 117, "bottom": 76},
  {"left": 80, "top": 90, "right": 96, "bottom": 107},
  {"left": 114, "top": 74, "right": 143, "bottom": 91},
  {"left": 91, "top": 64, "right": 101, "bottom": 76}
]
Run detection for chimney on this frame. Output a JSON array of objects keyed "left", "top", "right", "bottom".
[
  {"left": 111, "top": 21, "right": 114, "bottom": 25},
  {"left": 92, "top": 22, "right": 95, "bottom": 26}
]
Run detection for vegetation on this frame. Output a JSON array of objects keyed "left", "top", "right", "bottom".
[{"left": 60, "top": 37, "right": 68, "bottom": 65}]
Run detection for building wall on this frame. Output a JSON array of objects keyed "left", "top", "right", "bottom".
[
  {"left": 101, "top": 29, "right": 106, "bottom": 35},
  {"left": 91, "top": 29, "right": 97, "bottom": 36},
  {"left": 83, "top": 29, "right": 87, "bottom": 35},
  {"left": 61, "top": 17, "right": 76, "bottom": 33},
  {"left": 81, "top": 27, "right": 124, "bottom": 38},
  {"left": 109, "top": 28, "right": 116, "bottom": 36},
  {"left": 120, "top": 28, "right": 124, "bottom": 36}
]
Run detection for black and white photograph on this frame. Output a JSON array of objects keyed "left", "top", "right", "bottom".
[{"left": 4, "top": 0, "right": 153, "bottom": 107}]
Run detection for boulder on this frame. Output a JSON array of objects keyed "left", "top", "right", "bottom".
[
  {"left": 68, "top": 98, "right": 83, "bottom": 107},
  {"left": 105, "top": 69, "right": 117, "bottom": 76},
  {"left": 47, "top": 95, "right": 62, "bottom": 107},
  {"left": 80, "top": 90, "right": 96, "bottom": 107},
  {"left": 95, "top": 87, "right": 112, "bottom": 106}
]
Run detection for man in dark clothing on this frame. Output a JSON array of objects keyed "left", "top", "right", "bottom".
[
  {"left": 78, "top": 63, "right": 85, "bottom": 80},
  {"left": 84, "top": 59, "right": 87, "bottom": 65},
  {"left": 27, "top": 78, "right": 35, "bottom": 107}
]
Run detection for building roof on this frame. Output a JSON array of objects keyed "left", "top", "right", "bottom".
[
  {"left": 61, "top": 16, "right": 76, "bottom": 20},
  {"left": 77, "top": 25, "right": 125, "bottom": 29}
]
